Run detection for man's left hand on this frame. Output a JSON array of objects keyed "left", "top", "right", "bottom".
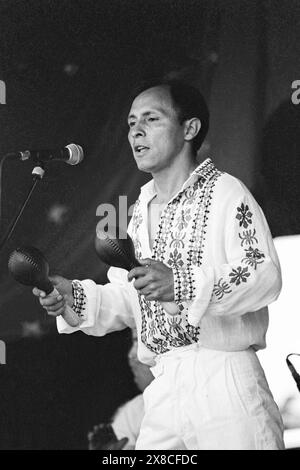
[{"left": 128, "top": 258, "right": 175, "bottom": 302}]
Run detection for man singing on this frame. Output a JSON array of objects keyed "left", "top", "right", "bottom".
[{"left": 33, "top": 79, "right": 284, "bottom": 450}]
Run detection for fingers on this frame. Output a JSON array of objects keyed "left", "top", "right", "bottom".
[
  {"left": 128, "top": 266, "right": 149, "bottom": 282},
  {"left": 133, "top": 279, "right": 162, "bottom": 300},
  {"left": 32, "top": 287, "right": 67, "bottom": 317},
  {"left": 41, "top": 307, "right": 65, "bottom": 318},
  {"left": 138, "top": 285, "right": 157, "bottom": 298},
  {"left": 143, "top": 290, "right": 162, "bottom": 301},
  {"left": 128, "top": 260, "right": 173, "bottom": 301},
  {"left": 32, "top": 287, "right": 46, "bottom": 298},
  {"left": 39, "top": 293, "right": 63, "bottom": 308},
  {"left": 43, "top": 298, "right": 65, "bottom": 313},
  {"left": 128, "top": 258, "right": 157, "bottom": 281},
  {"left": 129, "top": 265, "right": 159, "bottom": 294},
  {"left": 41, "top": 299, "right": 66, "bottom": 317},
  {"left": 133, "top": 276, "right": 153, "bottom": 290},
  {"left": 138, "top": 258, "right": 153, "bottom": 266}
]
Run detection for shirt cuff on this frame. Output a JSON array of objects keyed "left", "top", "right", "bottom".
[
  {"left": 186, "top": 266, "right": 215, "bottom": 327},
  {"left": 71, "top": 279, "right": 87, "bottom": 320}
]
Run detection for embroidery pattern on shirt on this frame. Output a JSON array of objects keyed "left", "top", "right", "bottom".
[
  {"left": 238, "top": 229, "right": 258, "bottom": 246},
  {"left": 131, "top": 200, "right": 143, "bottom": 259},
  {"left": 236, "top": 203, "right": 253, "bottom": 228},
  {"left": 212, "top": 200, "right": 266, "bottom": 300},
  {"left": 229, "top": 266, "right": 251, "bottom": 285},
  {"left": 188, "top": 178, "right": 215, "bottom": 267},
  {"left": 132, "top": 159, "right": 223, "bottom": 354},
  {"left": 242, "top": 246, "right": 265, "bottom": 269},
  {"left": 172, "top": 173, "right": 222, "bottom": 305},
  {"left": 71, "top": 280, "right": 87, "bottom": 319},
  {"left": 212, "top": 278, "right": 232, "bottom": 300}
]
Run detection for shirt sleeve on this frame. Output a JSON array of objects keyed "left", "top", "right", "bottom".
[
  {"left": 172, "top": 180, "right": 282, "bottom": 327},
  {"left": 56, "top": 267, "right": 137, "bottom": 335}
]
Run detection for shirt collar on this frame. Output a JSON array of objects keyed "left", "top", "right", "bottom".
[{"left": 139, "top": 157, "right": 216, "bottom": 203}]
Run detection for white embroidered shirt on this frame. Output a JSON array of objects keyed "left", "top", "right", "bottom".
[{"left": 57, "top": 158, "right": 282, "bottom": 365}]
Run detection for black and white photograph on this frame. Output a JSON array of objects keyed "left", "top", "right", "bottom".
[{"left": 0, "top": 0, "right": 299, "bottom": 453}]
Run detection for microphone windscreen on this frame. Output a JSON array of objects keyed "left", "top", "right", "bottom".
[{"left": 66, "top": 143, "right": 84, "bottom": 165}]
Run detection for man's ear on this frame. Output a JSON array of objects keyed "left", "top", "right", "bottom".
[{"left": 184, "top": 118, "right": 201, "bottom": 142}]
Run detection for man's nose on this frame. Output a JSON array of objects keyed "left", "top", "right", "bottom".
[{"left": 130, "top": 123, "right": 146, "bottom": 138}]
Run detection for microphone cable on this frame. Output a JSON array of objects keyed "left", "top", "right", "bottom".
[{"left": 286, "top": 353, "right": 300, "bottom": 393}]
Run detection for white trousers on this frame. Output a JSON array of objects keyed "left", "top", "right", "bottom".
[{"left": 136, "top": 344, "right": 284, "bottom": 450}]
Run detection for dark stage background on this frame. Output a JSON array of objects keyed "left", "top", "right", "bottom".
[{"left": 0, "top": 0, "right": 299, "bottom": 449}]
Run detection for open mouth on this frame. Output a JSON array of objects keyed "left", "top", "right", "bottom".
[{"left": 134, "top": 145, "right": 149, "bottom": 154}]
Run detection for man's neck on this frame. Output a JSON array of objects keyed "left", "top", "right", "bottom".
[{"left": 152, "top": 156, "right": 199, "bottom": 204}]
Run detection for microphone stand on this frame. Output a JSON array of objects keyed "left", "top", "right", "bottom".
[{"left": 0, "top": 157, "right": 45, "bottom": 253}]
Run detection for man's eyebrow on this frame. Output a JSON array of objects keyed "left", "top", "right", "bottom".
[
  {"left": 127, "top": 108, "right": 168, "bottom": 121},
  {"left": 127, "top": 113, "right": 136, "bottom": 121}
]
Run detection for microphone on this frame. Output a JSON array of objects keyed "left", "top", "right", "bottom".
[{"left": 11, "top": 143, "right": 84, "bottom": 165}]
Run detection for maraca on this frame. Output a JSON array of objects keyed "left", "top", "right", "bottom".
[
  {"left": 8, "top": 246, "right": 80, "bottom": 327},
  {"left": 95, "top": 225, "right": 179, "bottom": 315}
]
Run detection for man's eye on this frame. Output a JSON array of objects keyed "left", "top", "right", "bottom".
[
  {"left": 148, "top": 117, "right": 158, "bottom": 122},
  {"left": 128, "top": 122, "right": 136, "bottom": 128}
]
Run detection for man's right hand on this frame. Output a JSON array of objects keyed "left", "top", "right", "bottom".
[{"left": 32, "top": 275, "right": 74, "bottom": 318}]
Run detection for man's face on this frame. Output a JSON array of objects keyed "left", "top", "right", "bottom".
[{"left": 127, "top": 86, "right": 186, "bottom": 173}]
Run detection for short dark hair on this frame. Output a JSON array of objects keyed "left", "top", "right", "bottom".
[{"left": 130, "top": 78, "right": 209, "bottom": 153}]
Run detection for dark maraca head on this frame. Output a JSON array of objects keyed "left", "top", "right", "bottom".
[
  {"left": 95, "top": 225, "right": 140, "bottom": 271},
  {"left": 8, "top": 246, "right": 53, "bottom": 294}
]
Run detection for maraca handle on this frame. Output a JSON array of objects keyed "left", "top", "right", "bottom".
[
  {"left": 50, "top": 287, "right": 80, "bottom": 327},
  {"left": 36, "top": 279, "right": 54, "bottom": 295}
]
